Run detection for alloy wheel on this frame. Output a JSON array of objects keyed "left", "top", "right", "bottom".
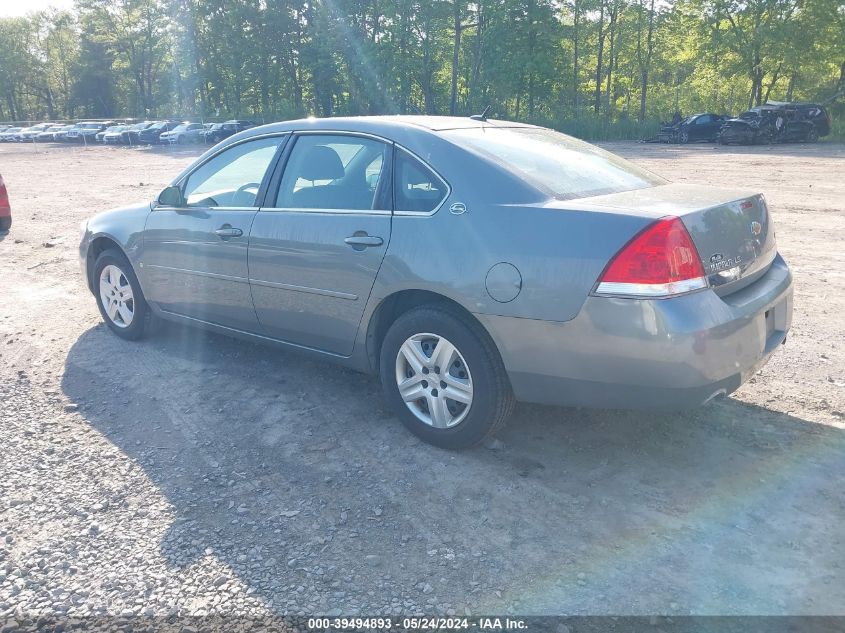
[
  {"left": 99, "top": 264, "right": 135, "bottom": 328},
  {"left": 395, "top": 333, "right": 473, "bottom": 429}
]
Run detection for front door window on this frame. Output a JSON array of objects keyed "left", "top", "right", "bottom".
[{"left": 183, "top": 136, "right": 282, "bottom": 207}]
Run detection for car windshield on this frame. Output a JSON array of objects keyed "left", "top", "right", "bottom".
[{"left": 443, "top": 126, "right": 665, "bottom": 200}]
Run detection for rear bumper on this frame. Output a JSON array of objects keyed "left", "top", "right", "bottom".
[{"left": 477, "top": 254, "right": 793, "bottom": 409}]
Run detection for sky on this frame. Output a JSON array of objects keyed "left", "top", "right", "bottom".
[{"left": 0, "top": 0, "right": 74, "bottom": 17}]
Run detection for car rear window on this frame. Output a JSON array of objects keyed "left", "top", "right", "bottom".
[{"left": 443, "top": 126, "right": 665, "bottom": 200}]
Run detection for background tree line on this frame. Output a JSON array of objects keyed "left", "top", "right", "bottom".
[{"left": 0, "top": 0, "right": 842, "bottom": 138}]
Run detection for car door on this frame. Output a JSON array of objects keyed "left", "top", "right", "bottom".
[
  {"left": 703, "top": 115, "right": 724, "bottom": 140},
  {"left": 140, "top": 134, "right": 288, "bottom": 331},
  {"left": 709, "top": 115, "right": 725, "bottom": 139},
  {"left": 691, "top": 115, "right": 711, "bottom": 141},
  {"left": 248, "top": 133, "right": 392, "bottom": 355}
]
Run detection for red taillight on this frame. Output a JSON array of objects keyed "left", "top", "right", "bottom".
[
  {"left": 595, "top": 216, "right": 707, "bottom": 297},
  {"left": 0, "top": 176, "right": 9, "bottom": 212}
]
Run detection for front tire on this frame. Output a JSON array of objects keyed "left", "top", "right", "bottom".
[
  {"left": 678, "top": 130, "right": 689, "bottom": 144},
  {"left": 93, "top": 250, "right": 149, "bottom": 340},
  {"left": 379, "top": 305, "right": 515, "bottom": 449}
]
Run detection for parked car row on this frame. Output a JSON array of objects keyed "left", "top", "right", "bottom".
[
  {"left": 656, "top": 102, "right": 831, "bottom": 145},
  {"left": 0, "top": 119, "right": 257, "bottom": 145}
]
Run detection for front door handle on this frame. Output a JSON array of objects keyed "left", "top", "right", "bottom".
[
  {"left": 215, "top": 226, "right": 243, "bottom": 238},
  {"left": 344, "top": 235, "right": 383, "bottom": 248}
]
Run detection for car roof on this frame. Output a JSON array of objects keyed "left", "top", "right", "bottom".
[
  {"left": 766, "top": 100, "right": 823, "bottom": 108},
  {"left": 240, "top": 115, "right": 535, "bottom": 137}
]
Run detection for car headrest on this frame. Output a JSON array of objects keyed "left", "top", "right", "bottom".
[{"left": 299, "top": 145, "right": 344, "bottom": 181}]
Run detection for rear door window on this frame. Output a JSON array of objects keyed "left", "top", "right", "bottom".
[{"left": 275, "top": 134, "right": 389, "bottom": 211}]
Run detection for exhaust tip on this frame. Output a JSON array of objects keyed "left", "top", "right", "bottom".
[{"left": 702, "top": 389, "right": 728, "bottom": 405}]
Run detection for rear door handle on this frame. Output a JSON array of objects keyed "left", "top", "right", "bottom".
[
  {"left": 215, "top": 226, "right": 243, "bottom": 238},
  {"left": 344, "top": 235, "right": 383, "bottom": 248}
]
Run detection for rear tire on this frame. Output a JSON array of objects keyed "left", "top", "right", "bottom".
[
  {"left": 806, "top": 127, "right": 819, "bottom": 143},
  {"left": 93, "top": 249, "right": 149, "bottom": 341},
  {"left": 379, "top": 304, "right": 515, "bottom": 449}
]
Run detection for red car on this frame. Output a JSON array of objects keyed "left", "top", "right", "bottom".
[{"left": 0, "top": 174, "right": 10, "bottom": 232}]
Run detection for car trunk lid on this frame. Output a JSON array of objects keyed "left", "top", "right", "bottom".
[{"left": 562, "top": 183, "right": 777, "bottom": 295}]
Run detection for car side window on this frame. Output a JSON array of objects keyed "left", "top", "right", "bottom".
[
  {"left": 394, "top": 150, "right": 448, "bottom": 213},
  {"left": 696, "top": 115, "right": 711, "bottom": 125},
  {"left": 275, "top": 135, "right": 389, "bottom": 211},
  {"left": 182, "top": 136, "right": 282, "bottom": 208}
]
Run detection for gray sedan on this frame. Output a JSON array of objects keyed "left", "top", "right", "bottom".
[{"left": 79, "top": 116, "right": 793, "bottom": 449}]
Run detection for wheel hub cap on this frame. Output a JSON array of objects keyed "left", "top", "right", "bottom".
[
  {"left": 99, "top": 264, "right": 134, "bottom": 328},
  {"left": 395, "top": 333, "right": 473, "bottom": 428}
]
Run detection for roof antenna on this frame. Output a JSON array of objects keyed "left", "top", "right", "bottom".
[{"left": 470, "top": 105, "right": 492, "bottom": 121}]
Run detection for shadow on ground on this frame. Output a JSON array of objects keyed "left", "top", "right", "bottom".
[{"left": 61, "top": 321, "right": 845, "bottom": 614}]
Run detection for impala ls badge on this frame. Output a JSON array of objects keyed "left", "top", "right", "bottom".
[
  {"left": 708, "top": 252, "right": 742, "bottom": 272},
  {"left": 750, "top": 221, "right": 763, "bottom": 236}
]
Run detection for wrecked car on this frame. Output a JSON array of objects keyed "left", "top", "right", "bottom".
[
  {"left": 657, "top": 113, "right": 726, "bottom": 144},
  {"left": 719, "top": 103, "right": 830, "bottom": 145}
]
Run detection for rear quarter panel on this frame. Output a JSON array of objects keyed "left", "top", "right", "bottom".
[{"left": 377, "top": 205, "right": 650, "bottom": 323}]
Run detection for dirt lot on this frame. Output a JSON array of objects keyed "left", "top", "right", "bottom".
[{"left": 0, "top": 140, "right": 843, "bottom": 618}]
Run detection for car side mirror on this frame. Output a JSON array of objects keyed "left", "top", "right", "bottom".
[{"left": 157, "top": 185, "right": 184, "bottom": 207}]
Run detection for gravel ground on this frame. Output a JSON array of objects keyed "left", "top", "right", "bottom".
[{"left": 0, "top": 140, "right": 844, "bottom": 620}]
